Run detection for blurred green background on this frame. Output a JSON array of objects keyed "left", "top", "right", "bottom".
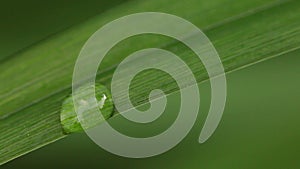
[
  {"left": 0, "top": 0, "right": 126, "bottom": 61},
  {"left": 1, "top": 0, "right": 300, "bottom": 168}
]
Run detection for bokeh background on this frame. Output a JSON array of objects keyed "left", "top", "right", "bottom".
[{"left": 1, "top": 0, "right": 299, "bottom": 168}]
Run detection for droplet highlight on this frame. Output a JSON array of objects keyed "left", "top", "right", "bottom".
[{"left": 60, "top": 83, "right": 114, "bottom": 134}]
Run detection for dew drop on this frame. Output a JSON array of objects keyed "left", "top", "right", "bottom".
[{"left": 60, "top": 83, "right": 114, "bottom": 134}]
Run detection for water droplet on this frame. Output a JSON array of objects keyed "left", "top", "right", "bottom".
[{"left": 60, "top": 83, "right": 114, "bottom": 134}]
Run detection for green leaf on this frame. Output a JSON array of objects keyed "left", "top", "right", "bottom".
[{"left": 1, "top": 0, "right": 299, "bottom": 165}]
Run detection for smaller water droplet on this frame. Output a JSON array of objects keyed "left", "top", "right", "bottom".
[{"left": 60, "top": 83, "right": 114, "bottom": 134}]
